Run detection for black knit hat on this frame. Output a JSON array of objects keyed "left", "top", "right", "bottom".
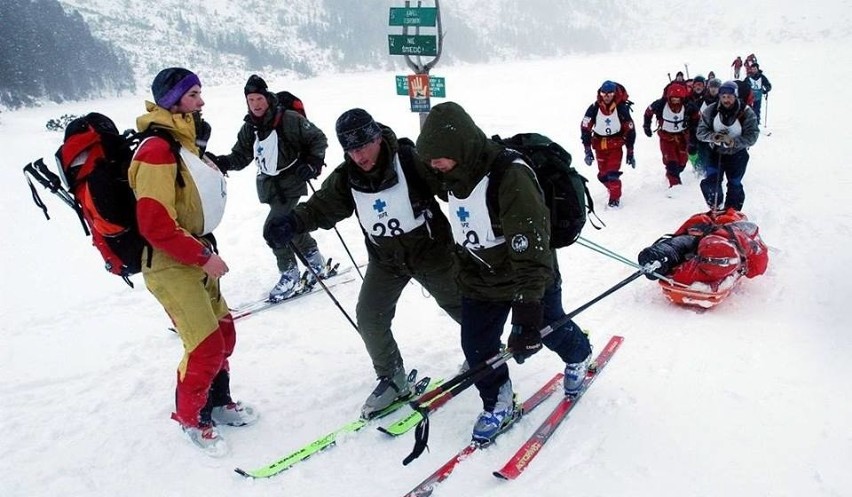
[
  {"left": 244, "top": 74, "right": 269, "bottom": 96},
  {"left": 151, "top": 67, "right": 201, "bottom": 109},
  {"left": 336, "top": 108, "right": 382, "bottom": 151}
]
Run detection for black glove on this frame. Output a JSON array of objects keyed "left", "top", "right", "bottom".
[
  {"left": 626, "top": 150, "right": 636, "bottom": 169},
  {"left": 643, "top": 125, "right": 653, "bottom": 138},
  {"left": 583, "top": 149, "right": 594, "bottom": 166},
  {"left": 637, "top": 235, "right": 699, "bottom": 280},
  {"left": 205, "top": 153, "right": 230, "bottom": 174},
  {"left": 507, "top": 301, "right": 543, "bottom": 364},
  {"left": 296, "top": 156, "right": 324, "bottom": 181},
  {"left": 195, "top": 117, "right": 211, "bottom": 154},
  {"left": 263, "top": 214, "right": 297, "bottom": 250}
]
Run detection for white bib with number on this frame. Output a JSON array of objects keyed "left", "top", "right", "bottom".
[
  {"left": 352, "top": 154, "right": 424, "bottom": 238},
  {"left": 448, "top": 174, "right": 504, "bottom": 251}
]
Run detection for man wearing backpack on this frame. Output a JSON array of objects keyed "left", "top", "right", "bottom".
[
  {"left": 580, "top": 80, "right": 636, "bottom": 208},
  {"left": 745, "top": 63, "right": 772, "bottom": 124},
  {"left": 129, "top": 67, "right": 258, "bottom": 457},
  {"left": 695, "top": 81, "right": 760, "bottom": 210},
  {"left": 264, "top": 109, "right": 462, "bottom": 418},
  {"left": 415, "top": 101, "right": 592, "bottom": 443},
  {"left": 643, "top": 83, "right": 700, "bottom": 191},
  {"left": 208, "top": 75, "right": 330, "bottom": 301}
]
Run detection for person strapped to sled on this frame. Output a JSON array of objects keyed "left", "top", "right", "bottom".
[{"left": 637, "top": 208, "right": 769, "bottom": 308}]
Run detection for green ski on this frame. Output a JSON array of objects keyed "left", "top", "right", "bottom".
[
  {"left": 376, "top": 378, "right": 447, "bottom": 437},
  {"left": 234, "top": 373, "right": 438, "bottom": 479}
]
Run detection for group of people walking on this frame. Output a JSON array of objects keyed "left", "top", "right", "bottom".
[
  {"left": 133, "top": 68, "right": 594, "bottom": 456},
  {"left": 581, "top": 56, "right": 771, "bottom": 212}
]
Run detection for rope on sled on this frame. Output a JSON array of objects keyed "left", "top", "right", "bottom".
[{"left": 575, "top": 236, "right": 691, "bottom": 289}]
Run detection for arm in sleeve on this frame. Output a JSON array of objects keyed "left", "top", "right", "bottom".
[
  {"left": 696, "top": 106, "right": 716, "bottom": 144},
  {"left": 221, "top": 124, "right": 256, "bottom": 171},
  {"left": 130, "top": 140, "right": 211, "bottom": 266},
  {"left": 734, "top": 107, "right": 760, "bottom": 148},
  {"left": 498, "top": 163, "right": 553, "bottom": 302},
  {"left": 643, "top": 101, "right": 659, "bottom": 129},
  {"left": 619, "top": 104, "right": 637, "bottom": 149},
  {"left": 580, "top": 104, "right": 596, "bottom": 149},
  {"left": 291, "top": 164, "right": 356, "bottom": 232},
  {"left": 294, "top": 113, "right": 329, "bottom": 163}
]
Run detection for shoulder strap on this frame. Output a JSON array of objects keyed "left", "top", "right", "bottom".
[
  {"left": 484, "top": 148, "right": 526, "bottom": 232},
  {"left": 134, "top": 127, "right": 185, "bottom": 188}
]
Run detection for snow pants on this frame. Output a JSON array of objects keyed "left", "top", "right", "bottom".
[
  {"left": 700, "top": 148, "right": 749, "bottom": 211},
  {"left": 265, "top": 196, "right": 319, "bottom": 272},
  {"left": 144, "top": 264, "right": 235, "bottom": 428},
  {"left": 752, "top": 97, "right": 763, "bottom": 125},
  {"left": 592, "top": 135, "right": 625, "bottom": 202},
  {"left": 658, "top": 130, "right": 689, "bottom": 186},
  {"left": 460, "top": 274, "right": 592, "bottom": 411},
  {"left": 356, "top": 256, "right": 462, "bottom": 378}
]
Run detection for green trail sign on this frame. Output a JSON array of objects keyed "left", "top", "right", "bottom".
[
  {"left": 395, "top": 75, "right": 446, "bottom": 98},
  {"left": 388, "top": 7, "right": 438, "bottom": 27},
  {"left": 388, "top": 35, "right": 438, "bottom": 56}
]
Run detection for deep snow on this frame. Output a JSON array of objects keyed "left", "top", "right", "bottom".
[{"left": 2, "top": 40, "right": 851, "bottom": 497}]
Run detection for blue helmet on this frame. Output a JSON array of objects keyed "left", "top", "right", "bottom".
[{"left": 600, "top": 80, "right": 617, "bottom": 93}]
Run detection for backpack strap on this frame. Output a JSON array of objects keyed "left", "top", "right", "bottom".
[
  {"left": 128, "top": 127, "right": 187, "bottom": 271},
  {"left": 137, "top": 127, "right": 186, "bottom": 188},
  {"left": 395, "top": 136, "right": 436, "bottom": 218},
  {"left": 484, "top": 148, "right": 528, "bottom": 236}
]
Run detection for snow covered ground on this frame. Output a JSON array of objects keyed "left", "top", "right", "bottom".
[{"left": 2, "top": 39, "right": 851, "bottom": 497}]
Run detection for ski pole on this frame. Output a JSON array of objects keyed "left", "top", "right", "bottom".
[
  {"left": 409, "top": 268, "right": 646, "bottom": 410},
  {"left": 307, "top": 180, "right": 364, "bottom": 280},
  {"left": 290, "top": 241, "right": 359, "bottom": 331},
  {"left": 403, "top": 269, "right": 646, "bottom": 464},
  {"left": 763, "top": 93, "right": 769, "bottom": 127}
]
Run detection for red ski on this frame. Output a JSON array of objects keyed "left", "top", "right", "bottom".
[
  {"left": 493, "top": 335, "right": 624, "bottom": 480},
  {"left": 402, "top": 372, "right": 564, "bottom": 497}
]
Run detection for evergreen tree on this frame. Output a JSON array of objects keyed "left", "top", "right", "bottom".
[{"left": 0, "top": 0, "right": 134, "bottom": 108}]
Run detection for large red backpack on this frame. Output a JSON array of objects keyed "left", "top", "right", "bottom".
[
  {"left": 24, "top": 113, "right": 181, "bottom": 285},
  {"left": 612, "top": 82, "right": 633, "bottom": 109}
]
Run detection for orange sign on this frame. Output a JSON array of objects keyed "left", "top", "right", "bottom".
[{"left": 407, "top": 74, "right": 431, "bottom": 98}]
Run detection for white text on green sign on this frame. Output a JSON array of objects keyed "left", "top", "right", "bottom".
[
  {"left": 388, "top": 35, "right": 438, "bottom": 56},
  {"left": 388, "top": 7, "right": 437, "bottom": 27},
  {"left": 395, "top": 76, "right": 445, "bottom": 98}
]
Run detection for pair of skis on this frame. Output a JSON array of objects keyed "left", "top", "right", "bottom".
[
  {"left": 229, "top": 262, "right": 353, "bottom": 321},
  {"left": 235, "top": 335, "right": 623, "bottom": 494},
  {"left": 166, "top": 263, "right": 356, "bottom": 333},
  {"left": 402, "top": 335, "right": 623, "bottom": 496},
  {"left": 233, "top": 371, "right": 442, "bottom": 478}
]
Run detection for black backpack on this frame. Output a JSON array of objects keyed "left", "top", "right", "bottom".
[
  {"left": 489, "top": 133, "right": 600, "bottom": 248},
  {"left": 23, "top": 113, "right": 181, "bottom": 286},
  {"left": 275, "top": 90, "right": 307, "bottom": 118}
]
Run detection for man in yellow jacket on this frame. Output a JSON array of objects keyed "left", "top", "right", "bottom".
[{"left": 129, "top": 67, "right": 258, "bottom": 457}]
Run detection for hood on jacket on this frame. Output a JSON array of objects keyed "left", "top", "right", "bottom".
[{"left": 416, "top": 102, "right": 503, "bottom": 198}]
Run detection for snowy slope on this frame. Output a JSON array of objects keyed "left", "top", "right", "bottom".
[{"left": 1, "top": 39, "right": 851, "bottom": 497}]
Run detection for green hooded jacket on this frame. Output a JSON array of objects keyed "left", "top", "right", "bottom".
[
  {"left": 291, "top": 125, "right": 454, "bottom": 271},
  {"left": 416, "top": 102, "right": 554, "bottom": 302}
]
